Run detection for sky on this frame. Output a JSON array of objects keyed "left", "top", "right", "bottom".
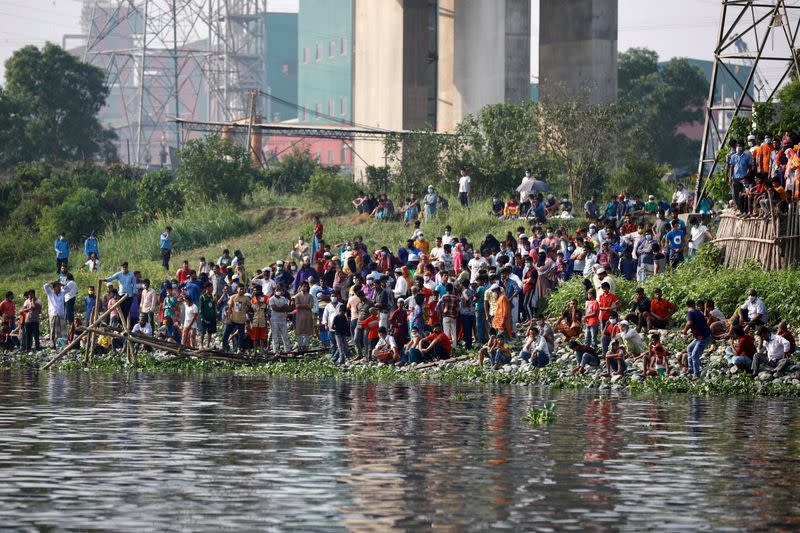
[{"left": 0, "top": 0, "right": 721, "bottom": 82}]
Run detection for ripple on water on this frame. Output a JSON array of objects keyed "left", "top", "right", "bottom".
[{"left": 0, "top": 373, "right": 799, "bottom": 531}]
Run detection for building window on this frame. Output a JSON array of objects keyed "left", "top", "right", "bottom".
[
  {"left": 302, "top": 108, "right": 308, "bottom": 121},
  {"left": 328, "top": 149, "right": 334, "bottom": 163},
  {"left": 302, "top": 47, "right": 308, "bottom": 64},
  {"left": 315, "top": 151, "right": 321, "bottom": 162},
  {"left": 328, "top": 97, "right": 334, "bottom": 115},
  {"left": 340, "top": 37, "right": 348, "bottom": 55},
  {"left": 329, "top": 40, "right": 336, "bottom": 58},
  {"left": 340, "top": 144, "right": 347, "bottom": 164},
  {"left": 282, "top": 63, "right": 289, "bottom": 75},
  {"left": 315, "top": 42, "right": 322, "bottom": 62},
  {"left": 339, "top": 96, "right": 346, "bottom": 116},
  {"left": 314, "top": 102, "right": 321, "bottom": 120}
]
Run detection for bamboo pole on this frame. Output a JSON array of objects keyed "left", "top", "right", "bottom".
[{"left": 42, "top": 294, "right": 129, "bottom": 369}]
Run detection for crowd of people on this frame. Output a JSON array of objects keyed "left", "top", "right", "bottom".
[
  {"left": 726, "top": 132, "right": 800, "bottom": 215},
  {"left": 0, "top": 169, "right": 796, "bottom": 379}
]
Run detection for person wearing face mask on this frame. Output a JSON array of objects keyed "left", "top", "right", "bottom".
[
  {"left": 756, "top": 133, "right": 774, "bottom": 179},
  {"left": 322, "top": 294, "right": 340, "bottom": 356},
  {"left": 600, "top": 311, "right": 621, "bottom": 356},
  {"left": 728, "top": 141, "right": 755, "bottom": 212},
  {"left": 731, "top": 288, "right": 767, "bottom": 331},
  {"left": 269, "top": 284, "right": 293, "bottom": 354}
]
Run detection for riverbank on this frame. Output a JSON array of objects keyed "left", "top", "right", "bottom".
[{"left": 5, "top": 337, "right": 800, "bottom": 397}]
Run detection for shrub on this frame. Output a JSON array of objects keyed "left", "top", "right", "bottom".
[
  {"left": 37, "top": 187, "right": 103, "bottom": 244},
  {"left": 177, "top": 135, "right": 255, "bottom": 204},
  {"left": 136, "top": 168, "right": 184, "bottom": 216},
  {"left": 304, "top": 168, "right": 358, "bottom": 215}
]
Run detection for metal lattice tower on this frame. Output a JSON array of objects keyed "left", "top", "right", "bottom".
[
  {"left": 696, "top": 0, "right": 800, "bottom": 204},
  {"left": 80, "top": 0, "right": 267, "bottom": 165}
]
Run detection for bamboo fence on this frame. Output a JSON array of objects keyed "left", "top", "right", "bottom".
[{"left": 713, "top": 203, "right": 800, "bottom": 270}]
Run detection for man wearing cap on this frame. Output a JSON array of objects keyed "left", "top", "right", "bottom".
[
  {"left": 617, "top": 320, "right": 645, "bottom": 360},
  {"left": 274, "top": 260, "right": 293, "bottom": 288},
  {"left": 592, "top": 267, "right": 616, "bottom": 295},
  {"left": 644, "top": 195, "right": 659, "bottom": 215},
  {"left": 393, "top": 268, "right": 408, "bottom": 299},
  {"left": 43, "top": 280, "right": 67, "bottom": 346}
]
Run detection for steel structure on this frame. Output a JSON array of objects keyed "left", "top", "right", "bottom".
[
  {"left": 80, "top": 0, "right": 267, "bottom": 165},
  {"left": 695, "top": 0, "right": 800, "bottom": 206},
  {"left": 173, "top": 118, "right": 407, "bottom": 141}
]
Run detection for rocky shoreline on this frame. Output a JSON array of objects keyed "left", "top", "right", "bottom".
[{"left": 4, "top": 331, "right": 800, "bottom": 397}]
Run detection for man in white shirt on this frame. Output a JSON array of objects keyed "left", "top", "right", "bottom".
[
  {"left": 688, "top": 216, "right": 713, "bottom": 258},
  {"left": 372, "top": 326, "right": 399, "bottom": 364},
  {"left": 429, "top": 237, "right": 444, "bottom": 261},
  {"left": 441, "top": 225, "right": 456, "bottom": 246},
  {"left": 519, "top": 170, "right": 533, "bottom": 203},
  {"left": 733, "top": 288, "right": 767, "bottom": 330},
  {"left": 753, "top": 326, "right": 791, "bottom": 374},
  {"left": 393, "top": 268, "right": 408, "bottom": 299},
  {"left": 182, "top": 296, "right": 199, "bottom": 348},
  {"left": 616, "top": 320, "right": 644, "bottom": 358},
  {"left": 43, "top": 281, "right": 67, "bottom": 347},
  {"left": 63, "top": 274, "right": 78, "bottom": 325},
  {"left": 468, "top": 250, "right": 488, "bottom": 283},
  {"left": 521, "top": 327, "right": 550, "bottom": 368},
  {"left": 132, "top": 315, "right": 153, "bottom": 337},
  {"left": 458, "top": 168, "right": 471, "bottom": 208}
]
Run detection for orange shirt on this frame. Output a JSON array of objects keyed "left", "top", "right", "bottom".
[
  {"left": 757, "top": 143, "right": 773, "bottom": 174},
  {"left": 492, "top": 294, "right": 513, "bottom": 338}
]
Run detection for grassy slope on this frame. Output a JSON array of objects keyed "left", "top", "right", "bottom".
[{"left": 4, "top": 194, "right": 586, "bottom": 315}]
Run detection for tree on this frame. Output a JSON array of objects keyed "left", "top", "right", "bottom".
[
  {"left": 618, "top": 48, "right": 708, "bottom": 168},
  {"left": 137, "top": 168, "right": 184, "bottom": 215},
  {"left": 454, "top": 102, "right": 540, "bottom": 195},
  {"left": 260, "top": 146, "right": 320, "bottom": 194},
  {"left": 384, "top": 129, "right": 456, "bottom": 198},
  {"left": 304, "top": 168, "right": 358, "bottom": 215},
  {"left": 0, "top": 43, "right": 116, "bottom": 169},
  {"left": 176, "top": 134, "right": 255, "bottom": 204},
  {"left": 538, "top": 95, "right": 625, "bottom": 202}
]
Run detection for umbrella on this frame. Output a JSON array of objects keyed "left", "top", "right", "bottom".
[{"left": 516, "top": 178, "right": 549, "bottom": 194}]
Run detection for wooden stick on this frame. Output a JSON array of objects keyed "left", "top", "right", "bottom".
[{"left": 42, "top": 294, "right": 129, "bottom": 369}]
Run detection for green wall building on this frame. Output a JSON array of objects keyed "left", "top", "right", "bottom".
[{"left": 298, "top": 0, "right": 353, "bottom": 123}]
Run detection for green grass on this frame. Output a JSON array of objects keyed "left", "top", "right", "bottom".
[{"left": 3, "top": 191, "right": 590, "bottom": 322}]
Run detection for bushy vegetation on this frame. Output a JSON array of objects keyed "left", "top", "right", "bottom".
[{"left": 545, "top": 245, "right": 800, "bottom": 327}]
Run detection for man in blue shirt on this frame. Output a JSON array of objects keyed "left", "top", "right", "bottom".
[
  {"left": 728, "top": 142, "right": 755, "bottom": 212},
  {"left": 84, "top": 231, "right": 99, "bottom": 259},
  {"left": 664, "top": 220, "right": 685, "bottom": 269},
  {"left": 683, "top": 299, "right": 711, "bottom": 378},
  {"left": 160, "top": 226, "right": 173, "bottom": 270},
  {"left": 106, "top": 261, "right": 137, "bottom": 324},
  {"left": 54, "top": 234, "right": 69, "bottom": 274}
]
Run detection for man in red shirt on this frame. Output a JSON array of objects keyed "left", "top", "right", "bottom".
[
  {"left": 359, "top": 307, "right": 381, "bottom": 360},
  {"left": 648, "top": 288, "right": 677, "bottom": 330},
  {"left": 597, "top": 282, "right": 618, "bottom": 330},
  {"left": 420, "top": 325, "right": 451, "bottom": 361},
  {"left": 176, "top": 260, "right": 191, "bottom": 284},
  {"left": 726, "top": 324, "right": 757, "bottom": 370},
  {"left": 0, "top": 291, "right": 15, "bottom": 331},
  {"left": 426, "top": 292, "right": 441, "bottom": 329}
]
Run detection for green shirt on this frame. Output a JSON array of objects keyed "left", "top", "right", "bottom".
[
  {"left": 199, "top": 294, "right": 216, "bottom": 320},
  {"left": 644, "top": 201, "right": 658, "bottom": 214},
  {"left": 163, "top": 296, "right": 177, "bottom": 317}
]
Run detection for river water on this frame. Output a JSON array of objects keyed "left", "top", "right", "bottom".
[{"left": 1, "top": 370, "right": 799, "bottom": 531}]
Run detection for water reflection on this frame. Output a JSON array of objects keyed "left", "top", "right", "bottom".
[{"left": 0, "top": 370, "right": 799, "bottom": 531}]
